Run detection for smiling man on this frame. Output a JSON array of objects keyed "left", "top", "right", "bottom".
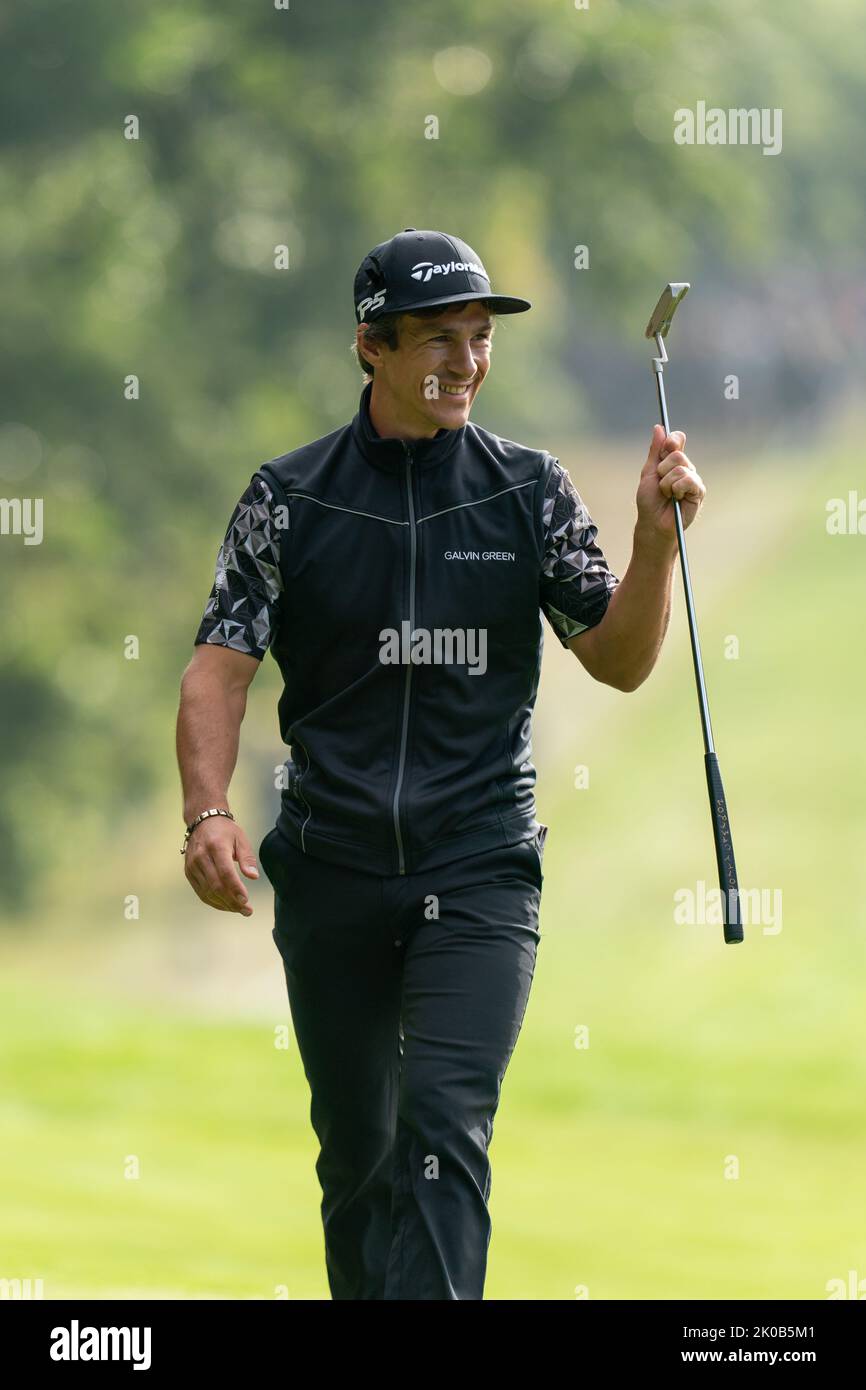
[{"left": 176, "top": 227, "right": 705, "bottom": 1301}]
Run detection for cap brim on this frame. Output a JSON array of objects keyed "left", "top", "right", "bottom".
[{"left": 375, "top": 290, "right": 531, "bottom": 318}]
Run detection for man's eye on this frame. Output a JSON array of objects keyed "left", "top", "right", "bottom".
[{"left": 428, "top": 332, "right": 490, "bottom": 343}]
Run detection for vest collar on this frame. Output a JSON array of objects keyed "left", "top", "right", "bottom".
[{"left": 351, "top": 382, "right": 465, "bottom": 473}]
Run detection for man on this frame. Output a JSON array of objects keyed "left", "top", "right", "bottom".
[{"left": 176, "top": 228, "right": 705, "bottom": 1300}]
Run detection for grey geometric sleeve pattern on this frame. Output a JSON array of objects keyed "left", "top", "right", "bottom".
[
  {"left": 194, "top": 474, "right": 284, "bottom": 660},
  {"left": 539, "top": 460, "right": 620, "bottom": 645}
]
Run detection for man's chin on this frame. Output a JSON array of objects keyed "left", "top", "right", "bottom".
[{"left": 426, "top": 390, "right": 475, "bottom": 429}]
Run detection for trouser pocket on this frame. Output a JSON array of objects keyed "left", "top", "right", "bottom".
[
  {"left": 504, "top": 829, "right": 546, "bottom": 893},
  {"left": 533, "top": 823, "right": 548, "bottom": 884},
  {"left": 259, "top": 826, "right": 302, "bottom": 899}
]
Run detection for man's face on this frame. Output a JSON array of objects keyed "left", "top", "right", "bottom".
[{"left": 361, "top": 302, "right": 494, "bottom": 434}]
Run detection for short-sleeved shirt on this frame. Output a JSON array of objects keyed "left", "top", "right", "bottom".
[{"left": 194, "top": 460, "right": 619, "bottom": 659}]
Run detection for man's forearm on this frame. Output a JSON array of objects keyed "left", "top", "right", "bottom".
[
  {"left": 581, "top": 528, "right": 679, "bottom": 691},
  {"left": 176, "top": 667, "right": 248, "bottom": 822}
]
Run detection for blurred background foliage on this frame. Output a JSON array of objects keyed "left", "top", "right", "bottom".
[
  {"left": 1, "top": 0, "right": 865, "bottom": 1300},
  {"left": 1, "top": 0, "right": 865, "bottom": 910}
]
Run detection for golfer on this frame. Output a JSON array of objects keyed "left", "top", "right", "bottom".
[{"left": 176, "top": 228, "right": 705, "bottom": 1300}]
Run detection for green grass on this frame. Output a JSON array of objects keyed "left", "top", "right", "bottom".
[
  {"left": 0, "top": 993, "right": 324, "bottom": 1298},
  {"left": 1, "top": 439, "right": 864, "bottom": 1299}
]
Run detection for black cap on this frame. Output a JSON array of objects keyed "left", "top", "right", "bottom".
[{"left": 353, "top": 228, "right": 531, "bottom": 323}]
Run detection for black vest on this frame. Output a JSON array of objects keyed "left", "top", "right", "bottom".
[{"left": 258, "top": 383, "right": 554, "bottom": 875}]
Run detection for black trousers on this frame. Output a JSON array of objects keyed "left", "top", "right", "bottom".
[{"left": 258, "top": 824, "right": 547, "bottom": 1301}]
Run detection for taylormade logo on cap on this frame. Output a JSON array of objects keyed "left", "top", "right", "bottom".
[
  {"left": 353, "top": 228, "right": 531, "bottom": 322},
  {"left": 410, "top": 259, "right": 487, "bottom": 283}
]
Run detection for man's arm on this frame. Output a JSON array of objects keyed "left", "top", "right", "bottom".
[
  {"left": 178, "top": 471, "right": 285, "bottom": 915},
  {"left": 568, "top": 425, "right": 705, "bottom": 692},
  {"left": 567, "top": 536, "right": 677, "bottom": 691},
  {"left": 177, "top": 643, "right": 257, "bottom": 826},
  {"left": 176, "top": 645, "right": 262, "bottom": 915},
  {"left": 538, "top": 458, "right": 622, "bottom": 663}
]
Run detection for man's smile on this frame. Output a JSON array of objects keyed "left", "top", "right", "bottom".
[{"left": 438, "top": 379, "right": 476, "bottom": 397}]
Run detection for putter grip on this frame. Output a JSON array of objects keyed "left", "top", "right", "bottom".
[{"left": 704, "top": 752, "right": 743, "bottom": 944}]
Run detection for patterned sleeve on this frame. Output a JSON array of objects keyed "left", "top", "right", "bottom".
[
  {"left": 539, "top": 460, "right": 620, "bottom": 645},
  {"left": 194, "top": 473, "right": 284, "bottom": 660}
]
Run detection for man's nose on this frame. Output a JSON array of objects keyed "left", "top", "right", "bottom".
[{"left": 447, "top": 342, "right": 478, "bottom": 378}]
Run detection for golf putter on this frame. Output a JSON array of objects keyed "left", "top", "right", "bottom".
[{"left": 645, "top": 284, "right": 743, "bottom": 945}]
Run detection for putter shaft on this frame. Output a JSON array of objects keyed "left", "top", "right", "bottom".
[
  {"left": 651, "top": 347, "right": 714, "bottom": 755},
  {"left": 649, "top": 303, "right": 743, "bottom": 945}
]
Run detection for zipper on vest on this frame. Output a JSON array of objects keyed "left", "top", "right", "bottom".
[{"left": 392, "top": 443, "right": 416, "bottom": 875}]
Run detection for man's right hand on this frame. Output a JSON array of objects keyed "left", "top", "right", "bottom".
[{"left": 183, "top": 815, "right": 260, "bottom": 916}]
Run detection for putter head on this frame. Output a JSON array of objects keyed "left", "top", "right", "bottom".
[{"left": 645, "top": 283, "right": 690, "bottom": 340}]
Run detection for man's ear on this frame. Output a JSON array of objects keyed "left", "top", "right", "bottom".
[{"left": 357, "top": 323, "right": 383, "bottom": 375}]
